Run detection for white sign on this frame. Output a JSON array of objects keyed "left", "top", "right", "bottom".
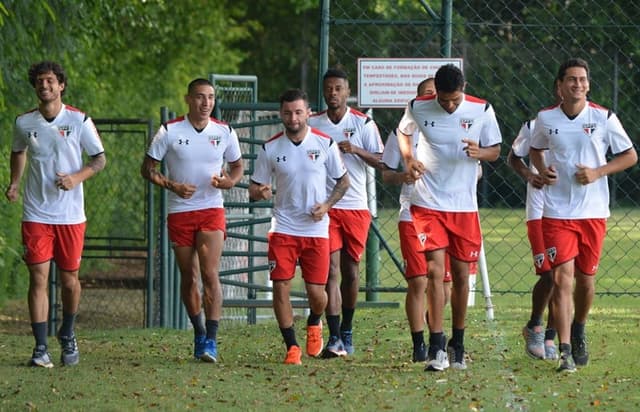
[{"left": 357, "top": 58, "right": 464, "bottom": 108}]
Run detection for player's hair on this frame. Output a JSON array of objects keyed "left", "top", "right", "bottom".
[
  {"left": 28, "top": 61, "right": 67, "bottom": 95},
  {"left": 434, "top": 64, "right": 464, "bottom": 93},
  {"left": 323, "top": 67, "right": 349, "bottom": 83},
  {"left": 187, "top": 78, "right": 215, "bottom": 95},
  {"left": 279, "top": 88, "right": 309, "bottom": 107},
  {"left": 417, "top": 77, "right": 435, "bottom": 96},
  {"left": 556, "top": 58, "right": 590, "bottom": 82}
]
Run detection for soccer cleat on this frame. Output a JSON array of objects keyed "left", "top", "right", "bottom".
[
  {"left": 321, "top": 335, "right": 347, "bottom": 358},
  {"left": 424, "top": 349, "right": 449, "bottom": 372},
  {"left": 557, "top": 351, "right": 577, "bottom": 373},
  {"left": 284, "top": 345, "right": 302, "bottom": 365},
  {"left": 30, "top": 345, "right": 54, "bottom": 368},
  {"left": 447, "top": 342, "right": 467, "bottom": 370},
  {"left": 306, "top": 323, "right": 323, "bottom": 357},
  {"left": 194, "top": 335, "right": 207, "bottom": 360},
  {"left": 58, "top": 334, "right": 80, "bottom": 366},
  {"left": 200, "top": 338, "right": 217, "bottom": 363},
  {"left": 341, "top": 330, "right": 354, "bottom": 355},
  {"left": 571, "top": 334, "right": 589, "bottom": 366},
  {"left": 544, "top": 342, "right": 559, "bottom": 360},
  {"left": 412, "top": 342, "right": 427, "bottom": 363},
  {"left": 522, "top": 326, "right": 545, "bottom": 359}
]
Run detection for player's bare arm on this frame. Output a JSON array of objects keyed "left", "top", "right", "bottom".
[
  {"left": 326, "top": 172, "right": 350, "bottom": 208},
  {"left": 381, "top": 165, "right": 412, "bottom": 186},
  {"left": 529, "top": 148, "right": 557, "bottom": 186},
  {"left": 338, "top": 140, "right": 384, "bottom": 169},
  {"left": 212, "top": 159, "right": 244, "bottom": 189},
  {"left": 56, "top": 152, "right": 107, "bottom": 191},
  {"left": 5, "top": 150, "right": 27, "bottom": 202},
  {"left": 141, "top": 155, "right": 196, "bottom": 198},
  {"left": 507, "top": 149, "right": 545, "bottom": 189},
  {"left": 248, "top": 180, "right": 272, "bottom": 201},
  {"left": 397, "top": 130, "right": 424, "bottom": 181},
  {"left": 575, "top": 147, "right": 637, "bottom": 185}
]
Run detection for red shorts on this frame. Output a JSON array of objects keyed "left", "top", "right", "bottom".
[
  {"left": 267, "top": 233, "right": 329, "bottom": 285},
  {"left": 399, "top": 221, "right": 452, "bottom": 282},
  {"left": 22, "top": 221, "right": 86, "bottom": 271},
  {"left": 167, "top": 208, "right": 226, "bottom": 247},
  {"left": 541, "top": 218, "right": 606, "bottom": 276},
  {"left": 328, "top": 209, "right": 371, "bottom": 262},
  {"left": 410, "top": 206, "right": 482, "bottom": 262},
  {"left": 527, "top": 219, "right": 551, "bottom": 274}
]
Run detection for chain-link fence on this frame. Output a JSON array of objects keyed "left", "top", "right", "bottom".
[{"left": 325, "top": 0, "right": 640, "bottom": 296}]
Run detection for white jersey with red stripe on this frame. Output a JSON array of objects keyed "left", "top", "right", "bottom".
[
  {"left": 530, "top": 102, "right": 633, "bottom": 219},
  {"left": 398, "top": 94, "right": 502, "bottom": 212},
  {"left": 381, "top": 128, "right": 419, "bottom": 222},
  {"left": 308, "top": 107, "right": 383, "bottom": 210},
  {"left": 251, "top": 127, "right": 347, "bottom": 238},
  {"left": 511, "top": 119, "right": 547, "bottom": 221},
  {"left": 12, "top": 104, "right": 105, "bottom": 224},
  {"left": 146, "top": 115, "right": 242, "bottom": 213}
]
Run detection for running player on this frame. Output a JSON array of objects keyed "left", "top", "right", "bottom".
[{"left": 249, "top": 88, "right": 349, "bottom": 365}]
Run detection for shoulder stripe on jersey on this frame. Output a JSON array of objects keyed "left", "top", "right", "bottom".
[
  {"left": 209, "top": 116, "right": 230, "bottom": 127},
  {"left": 464, "top": 95, "right": 487, "bottom": 104},
  {"left": 265, "top": 131, "right": 285, "bottom": 144},
  {"left": 166, "top": 116, "right": 185, "bottom": 125},
  {"left": 65, "top": 105, "right": 85, "bottom": 114},
  {"left": 349, "top": 108, "right": 369, "bottom": 118},
  {"left": 310, "top": 127, "right": 332, "bottom": 139},
  {"left": 415, "top": 95, "right": 436, "bottom": 102}
]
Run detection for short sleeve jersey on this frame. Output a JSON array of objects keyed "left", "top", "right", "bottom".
[
  {"left": 251, "top": 127, "right": 347, "bottom": 238},
  {"left": 308, "top": 107, "right": 383, "bottom": 210},
  {"left": 530, "top": 102, "right": 633, "bottom": 219},
  {"left": 398, "top": 94, "right": 502, "bottom": 212},
  {"left": 146, "top": 115, "right": 242, "bottom": 213},
  {"left": 12, "top": 104, "right": 105, "bottom": 224},
  {"left": 511, "top": 119, "right": 546, "bottom": 221},
  {"left": 381, "top": 129, "right": 419, "bottom": 222}
]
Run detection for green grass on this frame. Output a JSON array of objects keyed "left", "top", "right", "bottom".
[{"left": 2, "top": 293, "right": 639, "bottom": 411}]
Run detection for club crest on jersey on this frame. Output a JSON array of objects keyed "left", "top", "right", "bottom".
[
  {"left": 307, "top": 149, "right": 320, "bottom": 162},
  {"left": 209, "top": 135, "right": 221, "bottom": 147},
  {"left": 343, "top": 128, "right": 355, "bottom": 139},
  {"left": 582, "top": 123, "right": 596, "bottom": 137},
  {"left": 546, "top": 246, "right": 557, "bottom": 263},
  {"left": 417, "top": 233, "right": 427, "bottom": 246},
  {"left": 58, "top": 125, "right": 72, "bottom": 137},
  {"left": 460, "top": 119, "right": 473, "bottom": 131},
  {"left": 534, "top": 253, "right": 545, "bottom": 269}
]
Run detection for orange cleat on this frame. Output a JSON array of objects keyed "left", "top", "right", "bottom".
[
  {"left": 284, "top": 345, "right": 302, "bottom": 365},
  {"left": 306, "top": 323, "right": 323, "bottom": 357}
]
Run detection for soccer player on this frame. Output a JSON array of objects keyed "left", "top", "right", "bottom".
[
  {"left": 6, "top": 61, "right": 107, "bottom": 367},
  {"left": 397, "top": 64, "right": 502, "bottom": 371},
  {"left": 529, "top": 58, "right": 637, "bottom": 372},
  {"left": 308, "top": 67, "right": 384, "bottom": 357},
  {"left": 382, "top": 78, "right": 453, "bottom": 363},
  {"left": 141, "top": 78, "right": 244, "bottom": 363},
  {"left": 507, "top": 85, "right": 562, "bottom": 361},
  {"left": 249, "top": 88, "right": 349, "bottom": 365}
]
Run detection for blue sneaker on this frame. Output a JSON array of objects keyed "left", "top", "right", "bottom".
[
  {"left": 341, "top": 330, "right": 354, "bottom": 355},
  {"left": 57, "top": 334, "right": 80, "bottom": 366},
  {"left": 194, "top": 335, "right": 206, "bottom": 360},
  {"left": 200, "top": 338, "right": 217, "bottom": 363},
  {"left": 30, "top": 345, "right": 54, "bottom": 368},
  {"left": 321, "top": 335, "right": 347, "bottom": 358}
]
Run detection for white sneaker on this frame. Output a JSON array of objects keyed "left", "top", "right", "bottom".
[{"left": 424, "top": 349, "right": 449, "bottom": 372}]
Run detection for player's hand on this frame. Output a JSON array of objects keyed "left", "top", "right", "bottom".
[
  {"left": 527, "top": 173, "right": 545, "bottom": 189},
  {"left": 541, "top": 165, "right": 558, "bottom": 185},
  {"left": 338, "top": 140, "right": 355, "bottom": 154},
  {"left": 310, "top": 203, "right": 329, "bottom": 222},
  {"left": 212, "top": 170, "right": 234, "bottom": 190},
  {"left": 462, "top": 139, "right": 480, "bottom": 159},
  {"left": 406, "top": 158, "right": 425, "bottom": 180},
  {"left": 257, "top": 184, "right": 272, "bottom": 200},
  {"left": 55, "top": 172, "right": 77, "bottom": 191},
  {"left": 172, "top": 182, "right": 197, "bottom": 199},
  {"left": 5, "top": 183, "right": 19, "bottom": 202},
  {"left": 575, "top": 163, "right": 599, "bottom": 185}
]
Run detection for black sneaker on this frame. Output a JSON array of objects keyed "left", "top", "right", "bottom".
[
  {"left": 412, "top": 342, "right": 427, "bottom": 362},
  {"left": 557, "top": 351, "right": 576, "bottom": 373},
  {"left": 571, "top": 334, "right": 588, "bottom": 366}
]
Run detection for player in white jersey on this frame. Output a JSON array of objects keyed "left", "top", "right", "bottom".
[
  {"left": 508, "top": 114, "right": 559, "bottom": 361},
  {"left": 142, "top": 78, "right": 244, "bottom": 363},
  {"left": 397, "top": 64, "right": 502, "bottom": 371},
  {"left": 249, "top": 89, "right": 349, "bottom": 365},
  {"left": 307, "top": 68, "right": 384, "bottom": 357},
  {"left": 529, "top": 58, "right": 637, "bottom": 372},
  {"left": 6, "top": 61, "right": 106, "bottom": 368}
]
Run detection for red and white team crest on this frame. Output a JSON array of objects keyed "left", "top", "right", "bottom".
[
  {"left": 58, "top": 125, "right": 72, "bottom": 137},
  {"left": 417, "top": 233, "right": 427, "bottom": 246},
  {"left": 546, "top": 246, "right": 557, "bottom": 263},
  {"left": 460, "top": 119, "right": 473, "bottom": 132},
  {"left": 534, "top": 252, "right": 545, "bottom": 269},
  {"left": 582, "top": 123, "right": 596, "bottom": 137},
  {"left": 209, "top": 135, "right": 221, "bottom": 147},
  {"left": 268, "top": 260, "right": 276, "bottom": 273},
  {"left": 307, "top": 149, "right": 320, "bottom": 162},
  {"left": 343, "top": 128, "right": 355, "bottom": 139}
]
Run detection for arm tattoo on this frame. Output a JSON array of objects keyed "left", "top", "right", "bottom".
[
  {"left": 87, "top": 153, "right": 106, "bottom": 174},
  {"left": 326, "top": 173, "right": 350, "bottom": 207}
]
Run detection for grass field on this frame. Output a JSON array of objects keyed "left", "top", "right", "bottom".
[{"left": 1, "top": 292, "right": 639, "bottom": 411}]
